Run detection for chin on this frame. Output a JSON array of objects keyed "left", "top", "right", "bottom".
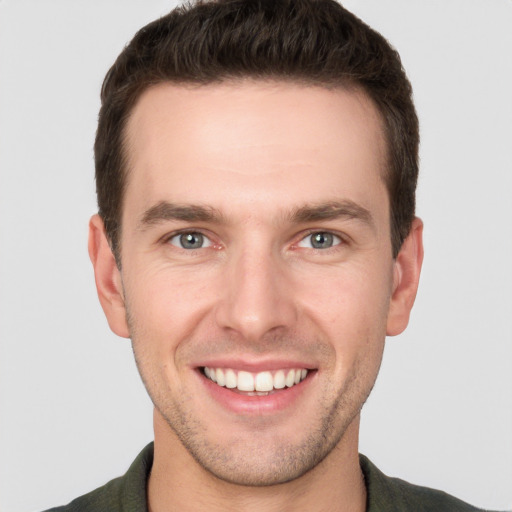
[
  {"left": 158, "top": 397, "right": 357, "bottom": 487},
  {"left": 183, "top": 434, "right": 339, "bottom": 486}
]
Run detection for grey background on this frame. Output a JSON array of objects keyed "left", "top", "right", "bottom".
[{"left": 0, "top": 1, "right": 511, "bottom": 511}]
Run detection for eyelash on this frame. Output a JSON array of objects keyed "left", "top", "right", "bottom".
[
  {"left": 166, "top": 231, "right": 214, "bottom": 250},
  {"left": 296, "top": 231, "right": 344, "bottom": 250},
  {"left": 163, "top": 229, "right": 346, "bottom": 252}
]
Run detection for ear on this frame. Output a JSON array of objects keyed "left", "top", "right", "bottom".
[
  {"left": 88, "top": 214, "right": 130, "bottom": 338},
  {"left": 386, "top": 217, "right": 424, "bottom": 336}
]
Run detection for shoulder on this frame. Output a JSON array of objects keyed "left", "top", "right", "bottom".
[
  {"left": 41, "top": 443, "right": 154, "bottom": 512},
  {"left": 360, "top": 454, "right": 496, "bottom": 512},
  {"left": 42, "top": 476, "right": 125, "bottom": 512}
]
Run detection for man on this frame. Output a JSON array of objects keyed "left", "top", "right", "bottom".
[{"left": 43, "top": 1, "right": 499, "bottom": 511}]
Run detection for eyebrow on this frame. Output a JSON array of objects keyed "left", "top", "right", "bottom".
[
  {"left": 138, "top": 201, "right": 223, "bottom": 229},
  {"left": 138, "top": 199, "right": 375, "bottom": 230},
  {"left": 289, "top": 200, "right": 375, "bottom": 229}
]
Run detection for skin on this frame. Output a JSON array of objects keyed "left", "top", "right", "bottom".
[{"left": 89, "top": 81, "right": 423, "bottom": 512}]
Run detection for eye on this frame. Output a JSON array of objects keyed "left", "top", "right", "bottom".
[
  {"left": 298, "top": 232, "right": 342, "bottom": 249},
  {"left": 168, "top": 232, "right": 212, "bottom": 249}
]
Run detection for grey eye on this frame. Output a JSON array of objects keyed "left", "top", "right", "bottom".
[
  {"left": 169, "top": 232, "right": 211, "bottom": 249},
  {"left": 298, "top": 232, "right": 341, "bottom": 249}
]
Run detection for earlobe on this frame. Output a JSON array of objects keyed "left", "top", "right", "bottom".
[
  {"left": 386, "top": 217, "right": 424, "bottom": 336},
  {"left": 88, "top": 214, "right": 130, "bottom": 338}
]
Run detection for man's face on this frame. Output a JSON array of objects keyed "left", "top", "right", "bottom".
[{"left": 107, "top": 81, "right": 404, "bottom": 484}]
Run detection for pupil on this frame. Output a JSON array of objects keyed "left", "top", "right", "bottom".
[
  {"left": 180, "top": 233, "right": 203, "bottom": 248},
  {"left": 312, "top": 232, "right": 332, "bottom": 248}
]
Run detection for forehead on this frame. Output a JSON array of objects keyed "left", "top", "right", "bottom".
[{"left": 123, "top": 80, "right": 388, "bottom": 224}]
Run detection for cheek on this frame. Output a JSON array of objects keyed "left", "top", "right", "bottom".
[
  {"left": 297, "top": 262, "right": 392, "bottom": 330},
  {"left": 124, "top": 262, "right": 219, "bottom": 335},
  {"left": 125, "top": 269, "right": 206, "bottom": 395},
  {"left": 294, "top": 262, "right": 391, "bottom": 375}
]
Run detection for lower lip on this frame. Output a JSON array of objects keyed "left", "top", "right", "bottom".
[{"left": 199, "top": 370, "right": 314, "bottom": 415}]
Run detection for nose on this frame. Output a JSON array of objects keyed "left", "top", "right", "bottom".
[{"left": 215, "top": 245, "right": 297, "bottom": 343}]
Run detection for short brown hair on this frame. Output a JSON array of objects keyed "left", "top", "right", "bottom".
[{"left": 95, "top": 0, "right": 419, "bottom": 261}]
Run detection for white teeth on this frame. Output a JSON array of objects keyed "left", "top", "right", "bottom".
[
  {"left": 255, "top": 371, "right": 273, "bottom": 392},
  {"left": 237, "top": 371, "right": 255, "bottom": 391},
  {"left": 285, "top": 369, "right": 295, "bottom": 388},
  {"left": 216, "top": 368, "right": 225, "bottom": 386},
  {"left": 273, "top": 370, "right": 285, "bottom": 389},
  {"left": 204, "top": 367, "right": 309, "bottom": 392},
  {"left": 225, "top": 369, "right": 237, "bottom": 389}
]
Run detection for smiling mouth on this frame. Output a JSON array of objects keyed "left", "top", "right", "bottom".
[{"left": 202, "top": 367, "right": 309, "bottom": 396}]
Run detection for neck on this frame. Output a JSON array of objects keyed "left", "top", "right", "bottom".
[{"left": 148, "top": 411, "right": 366, "bottom": 512}]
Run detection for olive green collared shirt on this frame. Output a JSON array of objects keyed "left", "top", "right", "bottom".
[{"left": 43, "top": 443, "right": 498, "bottom": 512}]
